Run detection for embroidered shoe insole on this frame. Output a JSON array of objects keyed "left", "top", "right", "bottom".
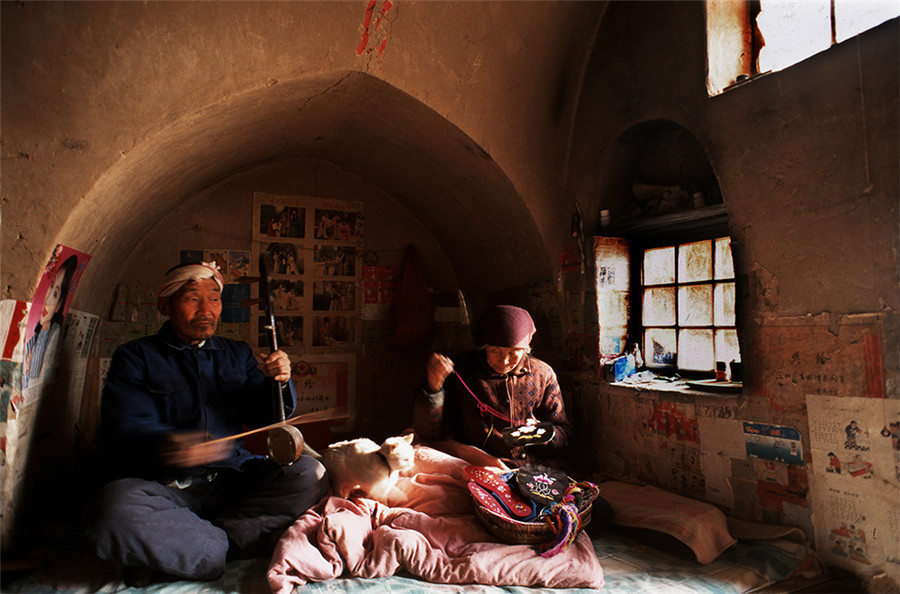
[
  {"left": 467, "top": 482, "right": 513, "bottom": 520},
  {"left": 464, "top": 465, "right": 533, "bottom": 518}
]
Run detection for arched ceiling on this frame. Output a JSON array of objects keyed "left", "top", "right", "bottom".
[
  {"left": 59, "top": 72, "right": 549, "bottom": 310},
  {"left": 3, "top": 1, "right": 609, "bottom": 314}
]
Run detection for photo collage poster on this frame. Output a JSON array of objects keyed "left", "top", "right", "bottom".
[
  {"left": 251, "top": 193, "right": 362, "bottom": 422},
  {"left": 199, "top": 249, "right": 252, "bottom": 325}
]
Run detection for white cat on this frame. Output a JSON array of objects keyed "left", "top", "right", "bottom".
[{"left": 320, "top": 433, "right": 415, "bottom": 504}]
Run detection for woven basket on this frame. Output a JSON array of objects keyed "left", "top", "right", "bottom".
[{"left": 471, "top": 475, "right": 598, "bottom": 545}]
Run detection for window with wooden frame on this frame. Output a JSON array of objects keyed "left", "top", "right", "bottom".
[
  {"left": 595, "top": 119, "right": 741, "bottom": 384},
  {"left": 595, "top": 206, "right": 740, "bottom": 381},
  {"left": 641, "top": 236, "right": 738, "bottom": 375}
]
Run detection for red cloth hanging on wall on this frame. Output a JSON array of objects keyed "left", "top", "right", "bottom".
[{"left": 391, "top": 245, "right": 435, "bottom": 349}]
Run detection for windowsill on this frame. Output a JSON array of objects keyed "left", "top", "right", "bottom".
[
  {"left": 607, "top": 373, "right": 743, "bottom": 399},
  {"left": 717, "top": 70, "right": 772, "bottom": 94}
]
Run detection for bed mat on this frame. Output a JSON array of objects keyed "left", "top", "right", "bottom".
[{"left": 3, "top": 524, "right": 812, "bottom": 594}]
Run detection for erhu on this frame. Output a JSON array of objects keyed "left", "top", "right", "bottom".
[{"left": 203, "top": 254, "right": 343, "bottom": 463}]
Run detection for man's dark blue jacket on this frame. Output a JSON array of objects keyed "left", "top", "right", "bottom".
[{"left": 100, "top": 321, "right": 296, "bottom": 482}]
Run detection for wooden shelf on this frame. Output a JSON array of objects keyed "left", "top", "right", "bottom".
[
  {"left": 600, "top": 204, "right": 729, "bottom": 243},
  {"left": 603, "top": 204, "right": 727, "bottom": 234}
]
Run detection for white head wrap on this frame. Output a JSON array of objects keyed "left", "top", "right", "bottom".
[{"left": 157, "top": 261, "right": 224, "bottom": 306}]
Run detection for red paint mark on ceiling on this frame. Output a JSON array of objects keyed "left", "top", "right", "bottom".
[{"left": 356, "top": 0, "right": 393, "bottom": 58}]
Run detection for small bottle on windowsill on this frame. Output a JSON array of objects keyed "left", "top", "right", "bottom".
[
  {"left": 715, "top": 361, "right": 728, "bottom": 382},
  {"left": 600, "top": 209, "right": 612, "bottom": 227}
]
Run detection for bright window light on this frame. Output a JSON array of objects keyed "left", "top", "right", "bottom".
[
  {"left": 757, "top": 0, "right": 832, "bottom": 73},
  {"left": 835, "top": 0, "right": 900, "bottom": 42},
  {"left": 707, "top": 0, "right": 899, "bottom": 95},
  {"left": 641, "top": 237, "right": 737, "bottom": 373}
]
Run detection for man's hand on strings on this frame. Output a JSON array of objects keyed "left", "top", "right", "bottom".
[{"left": 260, "top": 350, "right": 292, "bottom": 382}]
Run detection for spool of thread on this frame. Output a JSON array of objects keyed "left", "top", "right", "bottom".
[{"left": 600, "top": 210, "right": 612, "bottom": 227}]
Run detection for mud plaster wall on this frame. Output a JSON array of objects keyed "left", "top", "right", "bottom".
[
  {"left": 2, "top": 1, "right": 605, "bottom": 306},
  {"left": 564, "top": 1, "right": 899, "bottom": 583}
]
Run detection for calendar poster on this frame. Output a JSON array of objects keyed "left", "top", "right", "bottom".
[
  {"left": 807, "top": 395, "right": 900, "bottom": 582},
  {"left": 289, "top": 353, "right": 355, "bottom": 429}
]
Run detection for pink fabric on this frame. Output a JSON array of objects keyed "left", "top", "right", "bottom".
[{"left": 267, "top": 445, "right": 604, "bottom": 593}]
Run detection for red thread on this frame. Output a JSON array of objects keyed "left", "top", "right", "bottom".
[{"left": 453, "top": 370, "right": 511, "bottom": 423}]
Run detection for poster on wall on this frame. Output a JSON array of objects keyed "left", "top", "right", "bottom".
[
  {"left": 200, "top": 249, "right": 251, "bottom": 283},
  {"left": 1, "top": 243, "right": 90, "bottom": 549},
  {"left": 251, "top": 193, "right": 363, "bottom": 353},
  {"left": 289, "top": 353, "right": 355, "bottom": 426},
  {"left": 756, "top": 314, "right": 886, "bottom": 414},
  {"left": 807, "top": 394, "right": 900, "bottom": 582},
  {"left": 743, "top": 422, "right": 805, "bottom": 466},
  {"left": 61, "top": 310, "right": 100, "bottom": 431},
  {"left": 22, "top": 244, "right": 91, "bottom": 405},
  {"left": 0, "top": 301, "right": 29, "bottom": 422},
  {"left": 0, "top": 299, "right": 30, "bottom": 549}
]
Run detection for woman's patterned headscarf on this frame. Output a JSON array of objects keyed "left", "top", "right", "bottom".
[{"left": 475, "top": 305, "right": 536, "bottom": 348}]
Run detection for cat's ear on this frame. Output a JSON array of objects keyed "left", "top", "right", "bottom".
[{"left": 402, "top": 433, "right": 414, "bottom": 444}]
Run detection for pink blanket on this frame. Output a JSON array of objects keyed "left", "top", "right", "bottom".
[{"left": 267, "top": 445, "right": 605, "bottom": 593}]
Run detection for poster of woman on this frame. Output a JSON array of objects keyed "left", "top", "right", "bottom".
[{"left": 22, "top": 244, "right": 90, "bottom": 400}]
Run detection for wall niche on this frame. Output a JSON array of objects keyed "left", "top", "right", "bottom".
[{"left": 602, "top": 119, "right": 723, "bottom": 231}]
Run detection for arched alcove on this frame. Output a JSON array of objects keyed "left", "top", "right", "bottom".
[
  {"left": 54, "top": 72, "right": 553, "bottom": 317},
  {"left": 598, "top": 119, "right": 723, "bottom": 229},
  {"left": 3, "top": 72, "right": 562, "bottom": 550}
]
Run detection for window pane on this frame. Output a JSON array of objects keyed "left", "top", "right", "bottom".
[
  {"left": 678, "top": 240, "right": 712, "bottom": 283},
  {"left": 595, "top": 236, "right": 631, "bottom": 359},
  {"left": 645, "top": 328, "right": 676, "bottom": 367},
  {"left": 678, "top": 329, "right": 714, "bottom": 372},
  {"left": 757, "top": 0, "right": 831, "bottom": 73},
  {"left": 643, "top": 287, "right": 676, "bottom": 326},
  {"left": 637, "top": 234, "right": 740, "bottom": 375},
  {"left": 714, "top": 237, "right": 734, "bottom": 279},
  {"left": 644, "top": 246, "right": 675, "bottom": 285},
  {"left": 678, "top": 284, "right": 713, "bottom": 327},
  {"left": 714, "top": 282, "right": 736, "bottom": 326},
  {"left": 835, "top": 0, "right": 900, "bottom": 43},
  {"left": 715, "top": 329, "right": 741, "bottom": 365}
]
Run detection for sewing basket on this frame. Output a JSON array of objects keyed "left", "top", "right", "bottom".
[{"left": 471, "top": 471, "right": 599, "bottom": 546}]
